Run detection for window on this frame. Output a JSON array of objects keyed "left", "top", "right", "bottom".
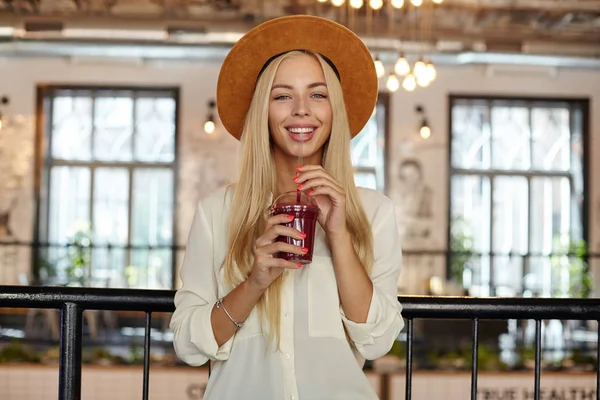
[
  {"left": 36, "top": 87, "right": 178, "bottom": 290},
  {"left": 351, "top": 93, "right": 389, "bottom": 193},
  {"left": 449, "top": 96, "right": 588, "bottom": 297}
]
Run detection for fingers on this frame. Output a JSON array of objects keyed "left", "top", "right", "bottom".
[
  {"left": 256, "top": 254, "right": 303, "bottom": 270},
  {"left": 259, "top": 241, "right": 308, "bottom": 257},
  {"left": 305, "top": 184, "right": 346, "bottom": 203},
  {"left": 295, "top": 166, "right": 344, "bottom": 193},
  {"left": 255, "top": 215, "right": 305, "bottom": 248},
  {"left": 298, "top": 177, "right": 344, "bottom": 195}
]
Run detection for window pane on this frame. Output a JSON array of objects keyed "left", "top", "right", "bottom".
[
  {"left": 531, "top": 107, "right": 570, "bottom": 171},
  {"left": 93, "top": 96, "right": 133, "bottom": 161},
  {"left": 129, "top": 249, "right": 172, "bottom": 289},
  {"left": 92, "top": 168, "right": 130, "bottom": 244},
  {"left": 47, "top": 166, "right": 91, "bottom": 282},
  {"left": 528, "top": 177, "right": 571, "bottom": 296},
  {"left": 48, "top": 166, "right": 91, "bottom": 244},
  {"left": 451, "top": 101, "right": 490, "bottom": 169},
  {"left": 131, "top": 169, "right": 173, "bottom": 246},
  {"left": 451, "top": 174, "right": 491, "bottom": 295},
  {"left": 354, "top": 172, "right": 377, "bottom": 190},
  {"left": 51, "top": 96, "right": 92, "bottom": 160},
  {"left": 135, "top": 97, "right": 176, "bottom": 162},
  {"left": 352, "top": 111, "right": 380, "bottom": 168},
  {"left": 351, "top": 99, "right": 386, "bottom": 192},
  {"left": 92, "top": 168, "right": 129, "bottom": 286},
  {"left": 492, "top": 176, "right": 529, "bottom": 293},
  {"left": 130, "top": 168, "right": 174, "bottom": 289},
  {"left": 491, "top": 105, "right": 530, "bottom": 170}
]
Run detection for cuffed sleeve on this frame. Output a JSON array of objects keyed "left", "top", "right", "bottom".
[
  {"left": 169, "top": 199, "right": 235, "bottom": 366},
  {"left": 341, "top": 196, "right": 404, "bottom": 360}
]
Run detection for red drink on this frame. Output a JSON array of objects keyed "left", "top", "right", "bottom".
[{"left": 270, "top": 193, "right": 320, "bottom": 264}]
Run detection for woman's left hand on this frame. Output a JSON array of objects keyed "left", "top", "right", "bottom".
[{"left": 295, "top": 165, "right": 348, "bottom": 237}]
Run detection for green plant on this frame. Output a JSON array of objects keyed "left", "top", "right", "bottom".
[
  {"left": 64, "top": 228, "right": 93, "bottom": 286},
  {"left": 0, "top": 339, "right": 40, "bottom": 363},
  {"left": 387, "top": 340, "right": 406, "bottom": 360},
  {"left": 449, "top": 216, "right": 475, "bottom": 287},
  {"left": 550, "top": 238, "right": 592, "bottom": 298}
]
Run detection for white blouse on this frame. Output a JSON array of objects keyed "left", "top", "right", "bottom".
[{"left": 170, "top": 185, "right": 404, "bottom": 400}]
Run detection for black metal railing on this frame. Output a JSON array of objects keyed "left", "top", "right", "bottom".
[{"left": 1, "top": 286, "right": 600, "bottom": 400}]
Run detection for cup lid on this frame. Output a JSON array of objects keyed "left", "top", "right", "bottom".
[{"left": 271, "top": 191, "right": 318, "bottom": 207}]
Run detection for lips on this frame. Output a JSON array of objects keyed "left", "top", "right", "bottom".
[{"left": 285, "top": 125, "right": 317, "bottom": 142}]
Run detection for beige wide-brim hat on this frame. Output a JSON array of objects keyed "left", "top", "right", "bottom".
[{"left": 216, "top": 14, "right": 378, "bottom": 140}]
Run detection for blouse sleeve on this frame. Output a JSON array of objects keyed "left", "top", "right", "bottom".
[
  {"left": 340, "top": 196, "right": 404, "bottom": 360},
  {"left": 169, "top": 200, "right": 235, "bottom": 366}
]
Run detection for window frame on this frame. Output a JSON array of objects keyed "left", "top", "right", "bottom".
[
  {"left": 447, "top": 94, "right": 591, "bottom": 296},
  {"left": 33, "top": 84, "right": 181, "bottom": 288}
]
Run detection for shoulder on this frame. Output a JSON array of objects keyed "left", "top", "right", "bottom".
[
  {"left": 356, "top": 187, "right": 397, "bottom": 229},
  {"left": 198, "top": 184, "right": 235, "bottom": 213},
  {"left": 356, "top": 187, "right": 395, "bottom": 213},
  {"left": 197, "top": 184, "right": 236, "bottom": 220}
]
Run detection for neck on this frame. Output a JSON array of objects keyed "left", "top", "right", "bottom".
[{"left": 273, "top": 148, "right": 323, "bottom": 195}]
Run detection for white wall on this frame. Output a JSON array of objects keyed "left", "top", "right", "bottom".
[{"left": 0, "top": 57, "right": 598, "bottom": 294}]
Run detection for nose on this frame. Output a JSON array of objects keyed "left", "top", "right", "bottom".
[{"left": 292, "top": 96, "right": 310, "bottom": 117}]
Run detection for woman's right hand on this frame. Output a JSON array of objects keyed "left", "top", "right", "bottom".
[{"left": 247, "top": 214, "right": 307, "bottom": 291}]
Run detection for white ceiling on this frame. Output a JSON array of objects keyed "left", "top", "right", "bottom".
[{"left": 0, "top": 0, "right": 599, "bottom": 65}]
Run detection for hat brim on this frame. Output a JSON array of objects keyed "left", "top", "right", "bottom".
[{"left": 216, "top": 15, "right": 378, "bottom": 140}]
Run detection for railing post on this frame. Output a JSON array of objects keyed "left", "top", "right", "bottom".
[{"left": 59, "top": 302, "right": 83, "bottom": 400}]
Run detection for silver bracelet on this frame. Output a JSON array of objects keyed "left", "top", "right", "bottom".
[{"left": 216, "top": 298, "right": 244, "bottom": 329}]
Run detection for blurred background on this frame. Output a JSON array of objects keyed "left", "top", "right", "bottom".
[{"left": 0, "top": 0, "right": 599, "bottom": 398}]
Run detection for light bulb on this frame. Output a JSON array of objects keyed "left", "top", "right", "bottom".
[
  {"left": 386, "top": 74, "right": 400, "bottom": 92},
  {"left": 350, "top": 0, "right": 363, "bottom": 8},
  {"left": 204, "top": 120, "right": 215, "bottom": 134},
  {"left": 416, "top": 74, "right": 431, "bottom": 87},
  {"left": 413, "top": 59, "right": 427, "bottom": 78},
  {"left": 394, "top": 55, "right": 411, "bottom": 76},
  {"left": 425, "top": 62, "right": 437, "bottom": 82},
  {"left": 331, "top": 0, "right": 345, "bottom": 6},
  {"left": 391, "top": 0, "right": 404, "bottom": 8},
  {"left": 420, "top": 124, "right": 431, "bottom": 139},
  {"left": 410, "top": 0, "right": 423, "bottom": 6},
  {"left": 432, "top": 0, "right": 443, "bottom": 3},
  {"left": 317, "top": 0, "right": 328, "bottom": 2},
  {"left": 402, "top": 74, "right": 417, "bottom": 91},
  {"left": 374, "top": 58, "right": 385, "bottom": 78},
  {"left": 369, "top": 0, "right": 383, "bottom": 9}
]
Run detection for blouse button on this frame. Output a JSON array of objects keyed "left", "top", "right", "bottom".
[{"left": 285, "top": 353, "right": 291, "bottom": 359}]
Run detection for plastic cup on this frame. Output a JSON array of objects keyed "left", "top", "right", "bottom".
[{"left": 269, "top": 191, "right": 320, "bottom": 264}]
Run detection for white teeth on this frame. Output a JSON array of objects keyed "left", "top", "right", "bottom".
[{"left": 288, "top": 127, "right": 314, "bottom": 134}]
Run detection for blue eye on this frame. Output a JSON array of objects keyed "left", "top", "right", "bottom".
[{"left": 312, "top": 93, "right": 327, "bottom": 99}]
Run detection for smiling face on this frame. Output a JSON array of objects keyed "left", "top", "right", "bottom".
[{"left": 268, "top": 53, "right": 333, "bottom": 165}]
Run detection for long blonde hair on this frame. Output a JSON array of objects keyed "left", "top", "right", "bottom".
[{"left": 222, "top": 50, "right": 374, "bottom": 348}]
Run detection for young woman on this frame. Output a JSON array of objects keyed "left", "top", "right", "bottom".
[{"left": 170, "top": 15, "right": 404, "bottom": 400}]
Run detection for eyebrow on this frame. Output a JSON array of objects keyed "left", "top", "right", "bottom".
[{"left": 271, "top": 82, "right": 327, "bottom": 91}]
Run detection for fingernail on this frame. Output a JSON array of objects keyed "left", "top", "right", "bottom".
[
  {"left": 287, "top": 215, "right": 294, "bottom": 220},
  {"left": 297, "top": 184, "right": 304, "bottom": 190},
  {"left": 292, "top": 177, "right": 299, "bottom": 182},
  {"left": 296, "top": 165, "right": 302, "bottom": 170},
  {"left": 297, "top": 263, "right": 303, "bottom": 268},
  {"left": 301, "top": 247, "right": 308, "bottom": 253},
  {"left": 299, "top": 232, "right": 307, "bottom": 238},
  {"left": 308, "top": 190, "right": 314, "bottom": 196}
]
